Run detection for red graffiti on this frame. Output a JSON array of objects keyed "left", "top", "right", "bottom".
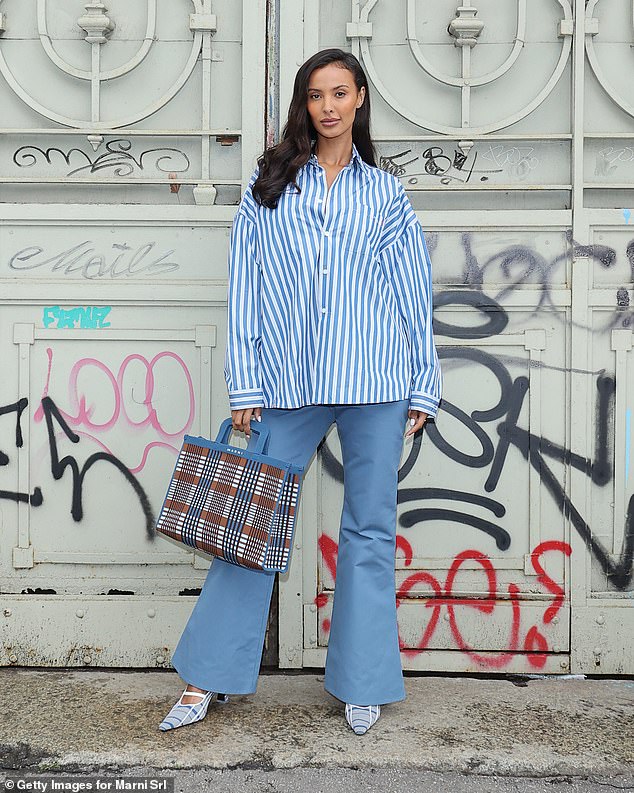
[
  {"left": 314, "top": 535, "right": 338, "bottom": 616},
  {"left": 396, "top": 535, "right": 414, "bottom": 566},
  {"left": 528, "top": 540, "right": 572, "bottom": 623},
  {"left": 395, "top": 570, "right": 443, "bottom": 656},
  {"left": 316, "top": 534, "right": 572, "bottom": 669},
  {"left": 317, "top": 534, "right": 338, "bottom": 583}
]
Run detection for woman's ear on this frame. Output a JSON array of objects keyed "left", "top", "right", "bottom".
[{"left": 356, "top": 86, "right": 366, "bottom": 109}]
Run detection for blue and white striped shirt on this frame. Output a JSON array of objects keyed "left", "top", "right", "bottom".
[{"left": 223, "top": 143, "right": 442, "bottom": 416}]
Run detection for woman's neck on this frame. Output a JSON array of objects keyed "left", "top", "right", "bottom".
[{"left": 313, "top": 134, "right": 354, "bottom": 167}]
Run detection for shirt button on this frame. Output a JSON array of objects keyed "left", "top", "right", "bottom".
[
  {"left": 323, "top": 230, "right": 331, "bottom": 237},
  {"left": 322, "top": 268, "right": 328, "bottom": 273},
  {"left": 321, "top": 307, "right": 327, "bottom": 314}
]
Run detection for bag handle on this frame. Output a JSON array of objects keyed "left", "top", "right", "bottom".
[{"left": 215, "top": 417, "right": 270, "bottom": 455}]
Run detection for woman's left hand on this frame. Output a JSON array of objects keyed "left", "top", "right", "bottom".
[{"left": 405, "top": 409, "right": 428, "bottom": 438}]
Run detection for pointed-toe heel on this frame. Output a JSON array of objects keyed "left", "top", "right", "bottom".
[
  {"left": 159, "top": 688, "right": 215, "bottom": 732},
  {"left": 345, "top": 703, "right": 381, "bottom": 735}
]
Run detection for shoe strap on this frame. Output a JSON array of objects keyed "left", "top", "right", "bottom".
[{"left": 179, "top": 689, "right": 212, "bottom": 702}]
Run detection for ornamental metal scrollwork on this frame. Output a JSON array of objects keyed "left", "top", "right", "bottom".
[
  {"left": 0, "top": 0, "right": 216, "bottom": 129},
  {"left": 347, "top": 0, "right": 574, "bottom": 136},
  {"left": 585, "top": 0, "right": 634, "bottom": 119}
]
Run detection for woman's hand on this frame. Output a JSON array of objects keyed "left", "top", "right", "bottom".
[
  {"left": 405, "top": 409, "right": 428, "bottom": 438},
  {"left": 231, "top": 407, "right": 262, "bottom": 438}
]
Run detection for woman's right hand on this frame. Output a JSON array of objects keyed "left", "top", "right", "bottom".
[{"left": 231, "top": 407, "right": 262, "bottom": 438}]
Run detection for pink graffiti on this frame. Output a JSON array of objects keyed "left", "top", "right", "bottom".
[
  {"left": 33, "top": 347, "right": 195, "bottom": 471},
  {"left": 35, "top": 347, "right": 194, "bottom": 438},
  {"left": 315, "top": 534, "right": 573, "bottom": 670}
]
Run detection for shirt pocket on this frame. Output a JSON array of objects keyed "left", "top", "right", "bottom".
[{"left": 335, "top": 203, "right": 384, "bottom": 257}]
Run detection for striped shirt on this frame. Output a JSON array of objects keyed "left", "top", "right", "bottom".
[{"left": 223, "top": 143, "right": 442, "bottom": 416}]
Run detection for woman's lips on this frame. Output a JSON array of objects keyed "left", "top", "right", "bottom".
[{"left": 321, "top": 119, "right": 340, "bottom": 126}]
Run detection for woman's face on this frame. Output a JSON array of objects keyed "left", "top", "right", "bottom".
[{"left": 306, "top": 63, "right": 365, "bottom": 143}]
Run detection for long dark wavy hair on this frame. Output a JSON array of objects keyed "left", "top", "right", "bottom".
[{"left": 252, "top": 48, "right": 376, "bottom": 209}]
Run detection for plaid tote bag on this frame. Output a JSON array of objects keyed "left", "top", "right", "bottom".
[{"left": 155, "top": 418, "right": 304, "bottom": 573}]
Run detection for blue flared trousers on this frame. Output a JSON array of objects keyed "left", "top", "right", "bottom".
[{"left": 170, "top": 399, "right": 410, "bottom": 705}]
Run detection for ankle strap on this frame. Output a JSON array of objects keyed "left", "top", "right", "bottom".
[{"left": 180, "top": 689, "right": 211, "bottom": 700}]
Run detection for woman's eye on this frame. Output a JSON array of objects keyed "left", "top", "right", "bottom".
[{"left": 308, "top": 92, "right": 347, "bottom": 99}]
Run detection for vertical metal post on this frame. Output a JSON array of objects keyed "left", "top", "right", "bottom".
[{"left": 569, "top": 0, "right": 592, "bottom": 671}]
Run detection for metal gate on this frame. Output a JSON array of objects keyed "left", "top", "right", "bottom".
[
  {"left": 1, "top": 0, "right": 633, "bottom": 674},
  {"left": 0, "top": 0, "right": 269, "bottom": 667},
  {"left": 278, "top": 0, "right": 634, "bottom": 675}
]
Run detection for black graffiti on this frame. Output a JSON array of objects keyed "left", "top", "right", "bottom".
[
  {"left": 317, "top": 332, "right": 632, "bottom": 588},
  {"left": 422, "top": 147, "right": 453, "bottom": 176},
  {"left": 40, "top": 397, "right": 154, "bottom": 538},
  {"left": 319, "top": 426, "right": 428, "bottom": 485},
  {"left": 379, "top": 149, "right": 418, "bottom": 177},
  {"left": 379, "top": 145, "right": 502, "bottom": 184},
  {"left": 418, "top": 146, "right": 494, "bottom": 183},
  {"left": 22, "top": 587, "right": 56, "bottom": 594},
  {"left": 13, "top": 138, "right": 191, "bottom": 178},
  {"left": 488, "top": 376, "right": 633, "bottom": 589},
  {"left": 318, "top": 402, "right": 510, "bottom": 550},
  {"left": 0, "top": 396, "right": 154, "bottom": 537},
  {"left": 433, "top": 290, "right": 509, "bottom": 340},
  {"left": 0, "top": 398, "right": 43, "bottom": 505},
  {"left": 428, "top": 345, "right": 631, "bottom": 590},
  {"left": 0, "top": 486, "right": 43, "bottom": 506},
  {"left": 0, "top": 398, "right": 28, "bottom": 452},
  {"left": 398, "top": 487, "right": 510, "bottom": 551},
  {"left": 430, "top": 233, "right": 634, "bottom": 336}
]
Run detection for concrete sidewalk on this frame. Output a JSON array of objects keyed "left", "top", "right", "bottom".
[{"left": 0, "top": 669, "right": 632, "bottom": 780}]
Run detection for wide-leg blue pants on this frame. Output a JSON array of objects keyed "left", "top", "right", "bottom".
[{"left": 171, "top": 399, "right": 410, "bottom": 705}]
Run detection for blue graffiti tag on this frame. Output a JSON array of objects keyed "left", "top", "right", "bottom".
[{"left": 42, "top": 306, "right": 112, "bottom": 329}]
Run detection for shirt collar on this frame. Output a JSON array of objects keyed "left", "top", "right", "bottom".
[{"left": 307, "top": 141, "right": 367, "bottom": 172}]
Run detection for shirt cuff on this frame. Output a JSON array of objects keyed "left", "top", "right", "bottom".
[
  {"left": 409, "top": 391, "right": 440, "bottom": 417},
  {"left": 228, "top": 388, "right": 265, "bottom": 410}
]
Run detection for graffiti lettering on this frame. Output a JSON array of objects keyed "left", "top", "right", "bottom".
[
  {"left": 40, "top": 396, "right": 154, "bottom": 537},
  {"left": 379, "top": 145, "right": 502, "bottom": 185},
  {"left": 482, "top": 145, "right": 539, "bottom": 178},
  {"left": 315, "top": 536, "right": 572, "bottom": 670},
  {"left": 43, "top": 305, "right": 112, "bottom": 329},
  {"left": 34, "top": 347, "right": 195, "bottom": 473},
  {"left": 13, "top": 138, "right": 191, "bottom": 178},
  {"left": 314, "top": 231, "right": 634, "bottom": 667},
  {"left": 8, "top": 241, "right": 179, "bottom": 279},
  {"left": 0, "top": 396, "right": 152, "bottom": 529},
  {"left": 0, "top": 398, "right": 43, "bottom": 506}
]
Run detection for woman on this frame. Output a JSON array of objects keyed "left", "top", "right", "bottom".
[{"left": 159, "top": 48, "right": 441, "bottom": 736}]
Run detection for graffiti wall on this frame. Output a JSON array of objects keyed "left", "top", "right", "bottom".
[
  {"left": 1, "top": 0, "right": 634, "bottom": 673},
  {"left": 1, "top": 306, "right": 218, "bottom": 572},
  {"left": 305, "top": 229, "right": 633, "bottom": 674}
]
